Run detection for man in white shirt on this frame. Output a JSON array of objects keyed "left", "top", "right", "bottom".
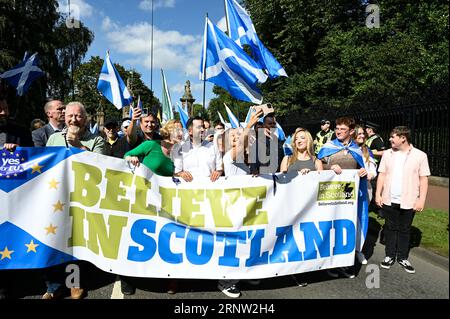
[{"left": 172, "top": 116, "right": 223, "bottom": 182}]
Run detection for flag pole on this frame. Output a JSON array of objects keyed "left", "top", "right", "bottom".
[
  {"left": 224, "top": 0, "right": 230, "bottom": 36},
  {"left": 68, "top": 0, "right": 74, "bottom": 99},
  {"left": 150, "top": 0, "right": 154, "bottom": 93},
  {"left": 202, "top": 13, "right": 208, "bottom": 111}
]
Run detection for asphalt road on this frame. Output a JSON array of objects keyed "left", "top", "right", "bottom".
[{"left": 5, "top": 219, "right": 448, "bottom": 302}]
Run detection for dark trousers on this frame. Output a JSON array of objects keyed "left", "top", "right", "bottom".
[{"left": 382, "top": 204, "right": 415, "bottom": 260}]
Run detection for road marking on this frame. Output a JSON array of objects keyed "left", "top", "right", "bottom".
[{"left": 111, "top": 275, "right": 124, "bottom": 299}]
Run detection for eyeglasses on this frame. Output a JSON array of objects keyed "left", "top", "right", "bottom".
[{"left": 321, "top": 121, "right": 330, "bottom": 125}]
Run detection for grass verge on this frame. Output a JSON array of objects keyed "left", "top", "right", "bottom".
[{"left": 369, "top": 208, "right": 449, "bottom": 257}]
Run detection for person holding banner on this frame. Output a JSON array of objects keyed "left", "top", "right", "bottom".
[
  {"left": 124, "top": 119, "right": 181, "bottom": 176},
  {"left": 1, "top": 97, "right": 33, "bottom": 299},
  {"left": 172, "top": 116, "right": 223, "bottom": 182},
  {"left": 44, "top": 101, "right": 105, "bottom": 299},
  {"left": 280, "top": 127, "right": 323, "bottom": 174},
  {"left": 318, "top": 117, "right": 368, "bottom": 278},
  {"left": 0, "top": 98, "right": 33, "bottom": 151},
  {"left": 46, "top": 102, "right": 105, "bottom": 154}
]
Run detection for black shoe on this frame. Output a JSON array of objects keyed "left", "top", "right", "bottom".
[
  {"left": 398, "top": 259, "right": 415, "bottom": 274},
  {"left": 380, "top": 256, "right": 395, "bottom": 269},
  {"left": 120, "top": 278, "right": 135, "bottom": 295}
]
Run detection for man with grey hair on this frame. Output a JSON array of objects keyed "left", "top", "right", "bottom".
[
  {"left": 46, "top": 101, "right": 105, "bottom": 153},
  {"left": 32, "top": 100, "right": 65, "bottom": 146},
  {"left": 43, "top": 102, "right": 104, "bottom": 299}
]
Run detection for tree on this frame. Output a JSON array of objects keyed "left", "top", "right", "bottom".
[
  {"left": 207, "top": 86, "right": 253, "bottom": 125},
  {"left": 73, "top": 56, "right": 159, "bottom": 120},
  {"left": 0, "top": 0, "right": 93, "bottom": 125},
  {"left": 232, "top": 0, "right": 449, "bottom": 122}
]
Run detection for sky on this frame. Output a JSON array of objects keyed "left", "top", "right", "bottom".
[{"left": 58, "top": 0, "right": 230, "bottom": 109}]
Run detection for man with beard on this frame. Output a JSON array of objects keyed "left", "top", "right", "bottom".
[
  {"left": 32, "top": 100, "right": 65, "bottom": 146},
  {"left": 46, "top": 101, "right": 104, "bottom": 153},
  {"left": 44, "top": 101, "right": 104, "bottom": 299}
]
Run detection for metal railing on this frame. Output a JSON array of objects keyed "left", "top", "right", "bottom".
[{"left": 282, "top": 101, "right": 449, "bottom": 177}]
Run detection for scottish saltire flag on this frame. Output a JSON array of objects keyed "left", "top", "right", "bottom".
[
  {"left": 176, "top": 103, "right": 189, "bottom": 129},
  {"left": 161, "top": 69, "right": 174, "bottom": 123},
  {"left": 317, "top": 139, "right": 369, "bottom": 252},
  {"left": 0, "top": 53, "right": 45, "bottom": 96},
  {"left": 275, "top": 122, "right": 286, "bottom": 141},
  {"left": 200, "top": 17, "right": 268, "bottom": 104},
  {"left": 217, "top": 111, "right": 232, "bottom": 129},
  {"left": 97, "top": 52, "right": 133, "bottom": 110},
  {"left": 283, "top": 135, "right": 293, "bottom": 156},
  {"left": 225, "top": 0, "right": 287, "bottom": 79},
  {"left": 224, "top": 103, "right": 241, "bottom": 128}
]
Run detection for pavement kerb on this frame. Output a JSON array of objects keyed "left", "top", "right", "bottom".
[{"left": 409, "top": 246, "right": 449, "bottom": 271}]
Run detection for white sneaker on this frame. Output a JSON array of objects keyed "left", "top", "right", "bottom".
[
  {"left": 218, "top": 283, "right": 241, "bottom": 298},
  {"left": 356, "top": 251, "right": 368, "bottom": 264}
]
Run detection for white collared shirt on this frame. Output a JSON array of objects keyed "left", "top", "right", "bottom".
[{"left": 172, "top": 140, "right": 222, "bottom": 177}]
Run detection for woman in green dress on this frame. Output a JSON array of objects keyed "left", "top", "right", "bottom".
[{"left": 124, "top": 119, "right": 182, "bottom": 176}]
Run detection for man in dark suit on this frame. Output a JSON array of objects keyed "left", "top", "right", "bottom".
[{"left": 32, "top": 100, "right": 65, "bottom": 146}]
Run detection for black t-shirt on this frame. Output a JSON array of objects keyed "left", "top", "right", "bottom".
[{"left": 0, "top": 120, "right": 33, "bottom": 147}]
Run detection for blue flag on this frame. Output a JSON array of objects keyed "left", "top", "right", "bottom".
[
  {"left": 176, "top": 103, "right": 189, "bottom": 129},
  {"left": 0, "top": 53, "right": 45, "bottom": 96},
  {"left": 200, "top": 17, "right": 268, "bottom": 104},
  {"left": 224, "top": 103, "right": 241, "bottom": 128},
  {"left": 97, "top": 52, "right": 133, "bottom": 110},
  {"left": 283, "top": 135, "right": 293, "bottom": 156},
  {"left": 225, "top": 0, "right": 287, "bottom": 79}
]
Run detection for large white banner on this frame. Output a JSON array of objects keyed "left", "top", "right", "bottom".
[{"left": 0, "top": 147, "right": 360, "bottom": 279}]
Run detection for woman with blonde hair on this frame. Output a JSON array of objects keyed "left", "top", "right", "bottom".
[
  {"left": 124, "top": 119, "right": 182, "bottom": 176},
  {"left": 280, "top": 127, "right": 323, "bottom": 174}
]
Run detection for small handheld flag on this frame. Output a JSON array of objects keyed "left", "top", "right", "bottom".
[
  {"left": 97, "top": 52, "right": 133, "bottom": 110},
  {"left": 224, "top": 103, "right": 241, "bottom": 128}
]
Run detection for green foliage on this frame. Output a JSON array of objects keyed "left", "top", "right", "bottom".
[
  {"left": 73, "top": 56, "right": 159, "bottom": 121},
  {"left": 0, "top": 0, "right": 93, "bottom": 126},
  {"left": 209, "top": 0, "right": 449, "bottom": 122},
  {"left": 208, "top": 86, "right": 253, "bottom": 124},
  {"left": 369, "top": 210, "right": 449, "bottom": 257}
]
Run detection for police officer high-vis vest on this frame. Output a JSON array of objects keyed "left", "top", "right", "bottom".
[{"left": 314, "top": 130, "right": 334, "bottom": 155}]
